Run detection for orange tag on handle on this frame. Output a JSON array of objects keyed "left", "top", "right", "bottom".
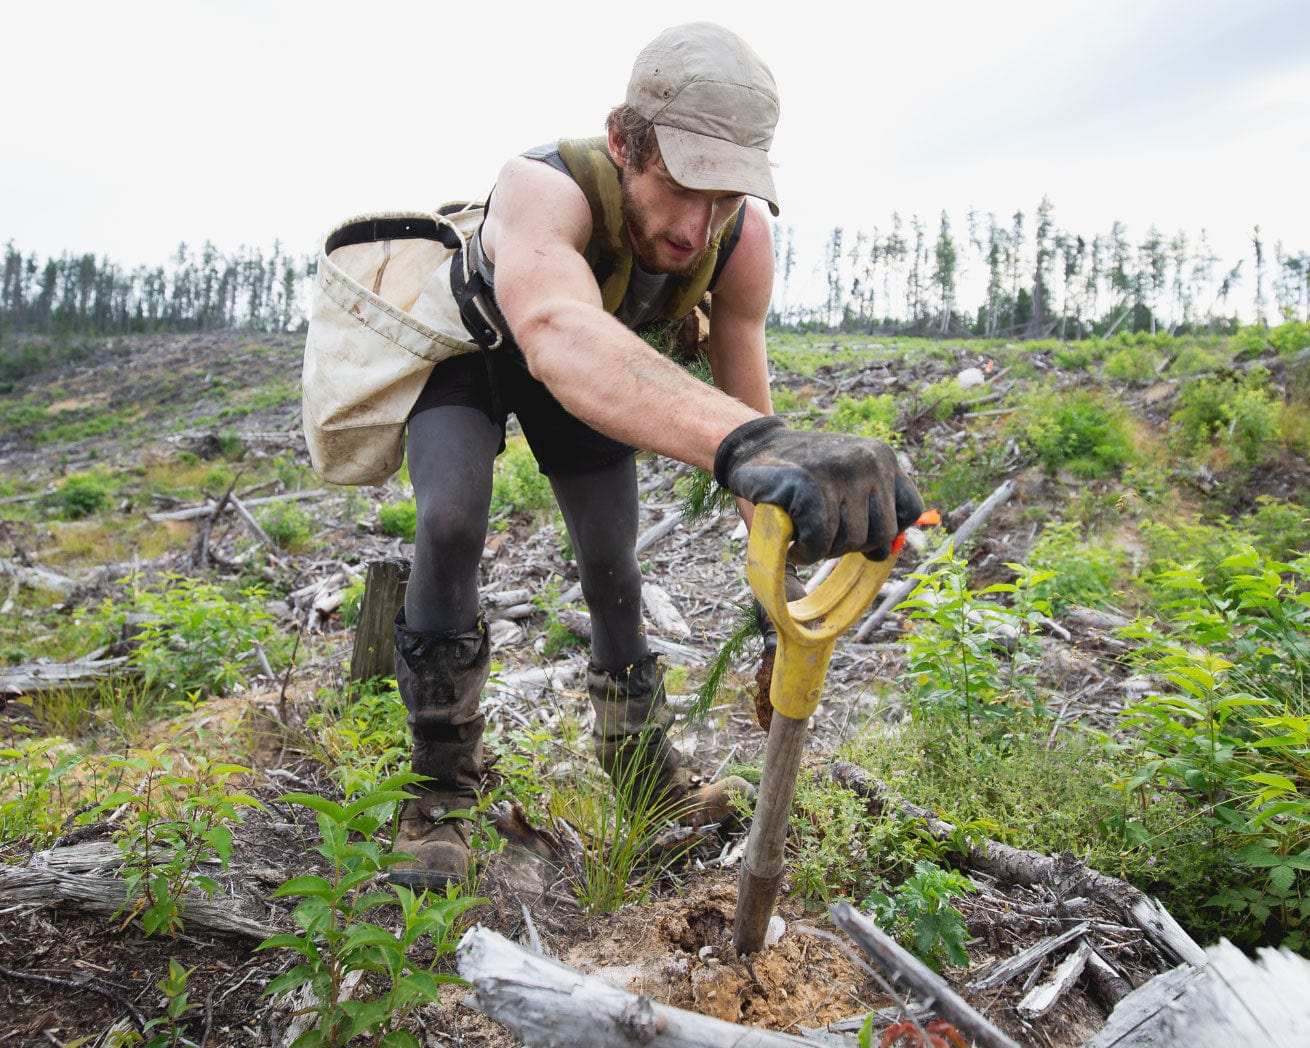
[{"left": 891, "top": 509, "right": 941, "bottom": 555}]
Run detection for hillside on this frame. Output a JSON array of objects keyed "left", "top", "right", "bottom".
[{"left": 1, "top": 325, "right": 1308, "bottom": 1046}]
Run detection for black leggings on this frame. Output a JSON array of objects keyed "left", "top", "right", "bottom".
[{"left": 403, "top": 403, "right": 648, "bottom": 672}]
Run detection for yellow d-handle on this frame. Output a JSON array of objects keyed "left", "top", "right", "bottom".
[{"left": 747, "top": 504, "right": 899, "bottom": 720}]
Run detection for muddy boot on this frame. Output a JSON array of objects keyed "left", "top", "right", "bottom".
[
  {"left": 587, "top": 654, "right": 754, "bottom": 830},
  {"left": 388, "top": 610, "right": 489, "bottom": 889}
]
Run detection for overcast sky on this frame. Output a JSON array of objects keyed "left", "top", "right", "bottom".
[{"left": 5, "top": 0, "right": 1308, "bottom": 318}]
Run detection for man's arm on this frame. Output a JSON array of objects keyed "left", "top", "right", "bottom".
[
  {"left": 703, "top": 202, "right": 775, "bottom": 525},
  {"left": 482, "top": 157, "right": 761, "bottom": 471}
]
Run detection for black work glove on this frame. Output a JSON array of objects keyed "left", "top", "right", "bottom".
[{"left": 715, "top": 416, "right": 923, "bottom": 565}]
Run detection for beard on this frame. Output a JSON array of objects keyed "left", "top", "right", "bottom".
[{"left": 619, "top": 171, "right": 710, "bottom": 277}]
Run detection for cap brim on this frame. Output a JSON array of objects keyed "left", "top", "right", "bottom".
[{"left": 654, "top": 125, "right": 779, "bottom": 217}]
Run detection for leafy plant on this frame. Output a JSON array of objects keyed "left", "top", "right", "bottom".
[
  {"left": 1113, "top": 547, "right": 1310, "bottom": 947},
  {"left": 95, "top": 574, "right": 290, "bottom": 698},
  {"left": 50, "top": 470, "right": 111, "bottom": 519},
  {"left": 303, "top": 679, "right": 409, "bottom": 798},
  {"left": 378, "top": 500, "right": 417, "bottom": 543},
  {"left": 896, "top": 552, "right": 1050, "bottom": 737},
  {"left": 1023, "top": 520, "right": 1129, "bottom": 615},
  {"left": 259, "top": 501, "right": 316, "bottom": 550},
  {"left": 0, "top": 734, "right": 93, "bottom": 846},
  {"left": 531, "top": 578, "right": 585, "bottom": 660},
  {"left": 1012, "top": 388, "right": 1134, "bottom": 478},
  {"left": 865, "top": 860, "right": 975, "bottom": 971},
  {"left": 259, "top": 776, "right": 481, "bottom": 1047},
  {"left": 490, "top": 437, "right": 555, "bottom": 521},
  {"left": 826, "top": 394, "right": 900, "bottom": 442},
  {"left": 1171, "top": 368, "right": 1282, "bottom": 468},
  {"left": 97, "top": 747, "right": 261, "bottom": 936}
]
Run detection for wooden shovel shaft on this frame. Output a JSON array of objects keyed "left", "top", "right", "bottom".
[
  {"left": 733, "top": 711, "right": 810, "bottom": 954},
  {"left": 733, "top": 505, "right": 900, "bottom": 955}
]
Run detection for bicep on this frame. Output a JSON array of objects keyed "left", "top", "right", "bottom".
[
  {"left": 482, "top": 159, "right": 603, "bottom": 337},
  {"left": 706, "top": 204, "right": 774, "bottom": 412}
]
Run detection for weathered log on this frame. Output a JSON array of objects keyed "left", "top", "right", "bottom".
[
  {"left": 1017, "top": 939, "right": 1091, "bottom": 1020},
  {"left": 853, "top": 479, "right": 1017, "bottom": 641},
  {"left": 0, "top": 557, "right": 80, "bottom": 597},
  {"left": 145, "top": 488, "right": 329, "bottom": 522},
  {"left": 827, "top": 762, "right": 1206, "bottom": 968},
  {"left": 1086, "top": 939, "right": 1310, "bottom": 1047},
  {"left": 0, "top": 864, "right": 278, "bottom": 940},
  {"left": 456, "top": 924, "right": 820, "bottom": 1047},
  {"left": 643, "top": 582, "right": 690, "bottom": 639},
  {"left": 349, "top": 557, "right": 409, "bottom": 682},
  {"left": 1, "top": 654, "right": 130, "bottom": 696},
  {"left": 829, "top": 902, "right": 1021, "bottom": 1048}
]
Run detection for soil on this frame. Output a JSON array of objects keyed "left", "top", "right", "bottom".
[{"left": 0, "top": 330, "right": 1304, "bottom": 1048}]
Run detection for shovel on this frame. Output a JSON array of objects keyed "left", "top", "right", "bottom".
[{"left": 732, "top": 503, "right": 902, "bottom": 955}]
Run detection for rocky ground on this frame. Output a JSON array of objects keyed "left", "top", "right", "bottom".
[{"left": 1, "top": 330, "right": 1306, "bottom": 1047}]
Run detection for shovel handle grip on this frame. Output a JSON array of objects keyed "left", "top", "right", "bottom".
[{"left": 746, "top": 504, "right": 899, "bottom": 719}]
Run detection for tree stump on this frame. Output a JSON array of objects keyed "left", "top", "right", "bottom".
[{"left": 349, "top": 557, "right": 409, "bottom": 683}]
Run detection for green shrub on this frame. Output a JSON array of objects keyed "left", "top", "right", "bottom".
[
  {"left": 826, "top": 394, "right": 899, "bottom": 442},
  {"left": 896, "top": 552, "right": 1050, "bottom": 737},
  {"left": 51, "top": 471, "right": 111, "bottom": 519},
  {"left": 490, "top": 438, "right": 555, "bottom": 518},
  {"left": 259, "top": 502, "right": 315, "bottom": 550},
  {"left": 917, "top": 438, "right": 1008, "bottom": 513},
  {"left": 1053, "top": 341, "right": 1106, "bottom": 371},
  {"left": 1013, "top": 388, "right": 1134, "bottom": 478},
  {"left": 379, "top": 500, "right": 417, "bottom": 542},
  {"left": 1024, "top": 521, "right": 1130, "bottom": 615},
  {"left": 1103, "top": 345, "right": 1158, "bottom": 385},
  {"left": 94, "top": 575, "right": 290, "bottom": 698},
  {"left": 1115, "top": 548, "right": 1310, "bottom": 948},
  {"left": 1172, "top": 369, "right": 1282, "bottom": 467},
  {"left": 919, "top": 376, "right": 975, "bottom": 421}
]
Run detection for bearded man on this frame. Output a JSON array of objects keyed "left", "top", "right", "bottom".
[{"left": 390, "top": 21, "right": 922, "bottom": 887}]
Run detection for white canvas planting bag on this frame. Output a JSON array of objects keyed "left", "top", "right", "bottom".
[{"left": 302, "top": 204, "right": 503, "bottom": 486}]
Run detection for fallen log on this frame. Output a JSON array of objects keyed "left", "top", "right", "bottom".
[
  {"left": 456, "top": 924, "right": 822, "bottom": 1047},
  {"left": 1, "top": 653, "right": 130, "bottom": 696},
  {"left": 1086, "top": 939, "right": 1310, "bottom": 1047},
  {"left": 828, "top": 761, "right": 1207, "bottom": 968},
  {"left": 145, "top": 488, "right": 329, "bottom": 523},
  {"left": 0, "top": 864, "right": 277, "bottom": 941}
]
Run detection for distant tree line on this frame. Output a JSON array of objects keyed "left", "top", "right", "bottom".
[
  {"left": 772, "top": 199, "right": 1310, "bottom": 338},
  {"left": 0, "top": 241, "right": 316, "bottom": 339}
]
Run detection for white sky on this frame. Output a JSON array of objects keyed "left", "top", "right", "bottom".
[{"left": 5, "top": 0, "right": 1308, "bottom": 319}]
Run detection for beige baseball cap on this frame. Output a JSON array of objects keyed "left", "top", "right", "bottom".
[{"left": 626, "top": 22, "right": 780, "bottom": 215}]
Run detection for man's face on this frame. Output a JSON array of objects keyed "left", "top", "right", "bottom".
[{"left": 617, "top": 152, "right": 744, "bottom": 276}]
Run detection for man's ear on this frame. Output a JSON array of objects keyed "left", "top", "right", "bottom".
[{"left": 607, "top": 124, "right": 628, "bottom": 170}]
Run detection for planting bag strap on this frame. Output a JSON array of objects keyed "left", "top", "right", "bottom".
[{"left": 449, "top": 229, "right": 508, "bottom": 420}]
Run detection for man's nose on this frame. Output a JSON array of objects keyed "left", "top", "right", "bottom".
[{"left": 674, "top": 198, "right": 715, "bottom": 249}]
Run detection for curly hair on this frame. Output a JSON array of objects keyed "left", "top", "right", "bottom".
[{"left": 605, "top": 103, "right": 661, "bottom": 172}]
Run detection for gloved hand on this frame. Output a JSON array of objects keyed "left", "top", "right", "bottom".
[{"left": 715, "top": 416, "right": 923, "bottom": 564}]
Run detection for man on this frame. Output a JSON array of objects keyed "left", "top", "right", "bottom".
[{"left": 389, "top": 21, "right": 922, "bottom": 887}]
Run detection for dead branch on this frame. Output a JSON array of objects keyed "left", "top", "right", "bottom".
[{"left": 828, "top": 902, "right": 1021, "bottom": 1048}]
